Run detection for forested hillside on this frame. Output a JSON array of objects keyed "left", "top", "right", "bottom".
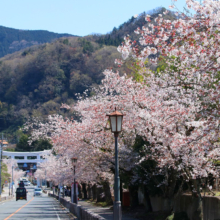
[
  {"left": 94, "top": 7, "right": 176, "bottom": 47},
  {"left": 0, "top": 26, "right": 73, "bottom": 57},
  {"left": 0, "top": 7, "right": 176, "bottom": 143},
  {"left": 0, "top": 37, "right": 130, "bottom": 142}
]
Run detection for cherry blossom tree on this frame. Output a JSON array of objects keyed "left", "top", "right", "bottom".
[
  {"left": 3, "top": 158, "right": 25, "bottom": 184},
  {"left": 26, "top": 1, "right": 220, "bottom": 219},
  {"left": 27, "top": 116, "right": 117, "bottom": 190},
  {"left": 113, "top": 0, "right": 220, "bottom": 218}
]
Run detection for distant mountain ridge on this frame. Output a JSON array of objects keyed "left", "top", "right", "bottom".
[
  {"left": 0, "top": 25, "right": 75, "bottom": 57},
  {"left": 0, "top": 7, "right": 177, "bottom": 144}
]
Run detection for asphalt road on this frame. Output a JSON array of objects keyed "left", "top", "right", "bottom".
[{"left": 0, "top": 186, "right": 75, "bottom": 220}]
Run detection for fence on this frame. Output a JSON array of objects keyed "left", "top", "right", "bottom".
[{"left": 48, "top": 193, "right": 106, "bottom": 220}]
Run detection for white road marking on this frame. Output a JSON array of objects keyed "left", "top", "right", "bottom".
[
  {"left": 0, "top": 203, "right": 5, "bottom": 205},
  {"left": 53, "top": 205, "right": 61, "bottom": 220}
]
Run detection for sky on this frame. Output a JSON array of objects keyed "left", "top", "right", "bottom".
[{"left": 0, "top": 0, "right": 188, "bottom": 36}]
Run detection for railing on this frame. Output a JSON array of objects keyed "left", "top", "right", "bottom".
[{"left": 48, "top": 193, "right": 106, "bottom": 220}]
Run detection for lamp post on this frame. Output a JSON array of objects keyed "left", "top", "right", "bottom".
[
  {"left": 107, "top": 107, "right": 123, "bottom": 220},
  {"left": 31, "top": 164, "right": 37, "bottom": 185},
  {"left": 8, "top": 177, "right": 11, "bottom": 196},
  {"left": 71, "top": 157, "right": 77, "bottom": 204},
  {"left": 11, "top": 166, "right": 14, "bottom": 196},
  {"left": 0, "top": 134, "right": 8, "bottom": 197}
]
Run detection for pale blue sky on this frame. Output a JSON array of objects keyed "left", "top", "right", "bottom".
[{"left": 0, "top": 0, "right": 188, "bottom": 36}]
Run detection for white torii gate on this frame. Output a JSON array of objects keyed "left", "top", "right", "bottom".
[{"left": 2, "top": 150, "right": 50, "bottom": 186}]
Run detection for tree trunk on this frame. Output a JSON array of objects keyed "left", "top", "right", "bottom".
[
  {"left": 143, "top": 186, "right": 153, "bottom": 212},
  {"left": 103, "top": 181, "right": 113, "bottom": 204},
  {"left": 129, "top": 184, "right": 139, "bottom": 208},
  {"left": 191, "top": 179, "right": 203, "bottom": 220},
  {"left": 96, "top": 184, "right": 105, "bottom": 202},
  {"left": 92, "top": 184, "right": 97, "bottom": 201},
  {"left": 87, "top": 183, "right": 92, "bottom": 199},
  {"left": 78, "top": 183, "right": 82, "bottom": 198},
  {"left": 82, "top": 183, "right": 87, "bottom": 199}
]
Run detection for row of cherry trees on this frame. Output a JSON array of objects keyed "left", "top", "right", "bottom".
[
  {"left": 28, "top": 0, "right": 219, "bottom": 218},
  {"left": 3, "top": 159, "right": 25, "bottom": 183}
]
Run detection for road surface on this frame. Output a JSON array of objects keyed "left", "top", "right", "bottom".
[{"left": 0, "top": 186, "right": 75, "bottom": 220}]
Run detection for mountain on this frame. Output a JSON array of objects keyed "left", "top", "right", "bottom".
[
  {"left": 0, "top": 36, "right": 129, "bottom": 142},
  {"left": 93, "top": 7, "right": 176, "bottom": 47},
  {"left": 0, "top": 26, "right": 74, "bottom": 58},
  {"left": 0, "top": 7, "right": 177, "bottom": 143}
]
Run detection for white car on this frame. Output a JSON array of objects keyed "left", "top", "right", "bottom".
[
  {"left": 34, "top": 188, "right": 42, "bottom": 196},
  {"left": 23, "top": 181, "right": 31, "bottom": 186}
]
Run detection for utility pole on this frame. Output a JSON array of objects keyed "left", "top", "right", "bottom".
[
  {"left": 0, "top": 133, "right": 3, "bottom": 197},
  {"left": 12, "top": 166, "right": 14, "bottom": 196},
  {"left": 0, "top": 133, "right": 8, "bottom": 197}
]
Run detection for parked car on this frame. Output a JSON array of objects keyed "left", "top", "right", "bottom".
[
  {"left": 16, "top": 187, "right": 27, "bottom": 201},
  {"left": 34, "top": 188, "right": 42, "bottom": 196}
]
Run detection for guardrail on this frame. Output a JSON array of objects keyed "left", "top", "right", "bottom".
[{"left": 48, "top": 193, "right": 105, "bottom": 220}]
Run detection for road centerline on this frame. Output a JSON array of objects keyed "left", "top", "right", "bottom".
[{"left": 4, "top": 197, "right": 34, "bottom": 220}]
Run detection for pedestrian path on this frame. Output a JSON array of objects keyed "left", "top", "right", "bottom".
[
  {"left": 1, "top": 185, "right": 14, "bottom": 197},
  {"left": 50, "top": 191, "right": 139, "bottom": 220},
  {"left": 60, "top": 195, "right": 138, "bottom": 220},
  {"left": 78, "top": 200, "right": 139, "bottom": 220},
  {"left": 0, "top": 185, "right": 15, "bottom": 203}
]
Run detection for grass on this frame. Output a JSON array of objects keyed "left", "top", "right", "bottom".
[
  {"left": 129, "top": 210, "right": 171, "bottom": 220},
  {"left": 214, "top": 191, "right": 220, "bottom": 196},
  {"left": 83, "top": 200, "right": 178, "bottom": 220},
  {"left": 86, "top": 199, "right": 113, "bottom": 207}
]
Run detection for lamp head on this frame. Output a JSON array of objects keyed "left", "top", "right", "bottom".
[
  {"left": 71, "top": 157, "right": 77, "bottom": 165},
  {"left": 2, "top": 141, "right": 8, "bottom": 148},
  {"left": 107, "top": 107, "right": 124, "bottom": 135}
]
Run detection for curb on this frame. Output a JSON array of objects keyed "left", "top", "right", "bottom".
[{"left": 0, "top": 195, "right": 14, "bottom": 204}]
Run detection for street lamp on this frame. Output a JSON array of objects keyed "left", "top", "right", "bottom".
[
  {"left": 71, "top": 157, "right": 77, "bottom": 204},
  {"left": 0, "top": 136, "right": 8, "bottom": 197},
  {"left": 11, "top": 166, "right": 14, "bottom": 196},
  {"left": 107, "top": 107, "right": 123, "bottom": 220},
  {"left": 8, "top": 177, "right": 11, "bottom": 196}
]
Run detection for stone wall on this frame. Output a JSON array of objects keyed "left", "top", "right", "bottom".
[
  {"left": 150, "top": 196, "right": 173, "bottom": 212},
  {"left": 150, "top": 194, "right": 220, "bottom": 220},
  {"left": 203, "top": 196, "right": 220, "bottom": 220},
  {"left": 174, "top": 195, "right": 220, "bottom": 220}
]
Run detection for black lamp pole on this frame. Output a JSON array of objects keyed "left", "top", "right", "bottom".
[
  {"left": 114, "top": 131, "right": 121, "bottom": 220},
  {"left": 0, "top": 139, "right": 2, "bottom": 197},
  {"left": 74, "top": 165, "right": 76, "bottom": 203},
  {"left": 107, "top": 108, "right": 123, "bottom": 220},
  {"left": 8, "top": 178, "right": 11, "bottom": 196},
  {"left": 71, "top": 157, "right": 77, "bottom": 204}
]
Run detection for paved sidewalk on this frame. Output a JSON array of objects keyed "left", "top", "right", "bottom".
[
  {"left": 0, "top": 185, "right": 15, "bottom": 202},
  {"left": 78, "top": 200, "right": 139, "bottom": 220},
  {"left": 1, "top": 185, "right": 15, "bottom": 197}
]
